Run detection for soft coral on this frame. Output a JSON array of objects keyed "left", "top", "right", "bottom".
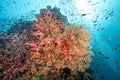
[{"left": 25, "top": 6, "right": 93, "bottom": 79}]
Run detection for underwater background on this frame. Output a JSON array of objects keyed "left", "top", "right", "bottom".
[{"left": 0, "top": 0, "right": 120, "bottom": 80}]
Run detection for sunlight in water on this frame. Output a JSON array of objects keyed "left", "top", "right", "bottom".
[
  {"left": 74, "top": 0, "right": 96, "bottom": 24},
  {"left": 74, "top": 0, "right": 92, "bottom": 13}
]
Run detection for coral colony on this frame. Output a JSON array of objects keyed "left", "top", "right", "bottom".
[{"left": 0, "top": 6, "right": 93, "bottom": 80}]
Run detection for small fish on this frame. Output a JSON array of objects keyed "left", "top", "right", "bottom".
[
  {"left": 13, "top": 1, "right": 16, "bottom": 4},
  {"left": 106, "top": 37, "right": 111, "bottom": 40},
  {"left": 105, "top": 57, "right": 109, "bottom": 59},
  {"left": 108, "top": 2, "right": 112, "bottom": 4},
  {"left": 104, "top": 0, "right": 106, "bottom": 2},
  {"left": 1, "top": 25, "right": 4, "bottom": 27},
  {"left": 105, "top": 16, "right": 109, "bottom": 20},
  {"left": 98, "top": 52, "right": 109, "bottom": 59},
  {"left": 113, "top": 48, "right": 118, "bottom": 51},
  {"left": 116, "top": 61, "right": 119, "bottom": 64},
  {"left": 101, "top": 27, "right": 104, "bottom": 30},
  {"left": 105, "top": 11, "right": 114, "bottom": 20},
  {"left": 33, "top": 10, "right": 36, "bottom": 12},
  {"left": 98, "top": 52, "right": 103, "bottom": 55},
  {"left": 109, "top": 11, "right": 114, "bottom": 16},
  {"left": 97, "top": 29, "right": 100, "bottom": 31},
  {"left": 117, "top": 44, "right": 120, "bottom": 46},
  {"left": 27, "top": 2, "right": 30, "bottom": 5},
  {"left": 88, "top": 1, "right": 91, "bottom": 2},
  {"left": 93, "top": 20, "right": 97, "bottom": 23},
  {"left": 1, "top": 19, "right": 5, "bottom": 22},
  {"left": 81, "top": 14, "right": 87, "bottom": 16},
  {"left": 94, "top": 24, "right": 97, "bottom": 26}
]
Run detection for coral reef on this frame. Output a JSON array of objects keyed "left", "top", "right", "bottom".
[
  {"left": 25, "top": 6, "right": 93, "bottom": 79},
  {"left": 0, "top": 21, "right": 33, "bottom": 80},
  {"left": 0, "top": 6, "right": 93, "bottom": 80},
  {"left": 0, "top": 21, "right": 33, "bottom": 57}
]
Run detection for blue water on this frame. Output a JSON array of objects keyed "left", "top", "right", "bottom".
[{"left": 0, "top": 0, "right": 120, "bottom": 80}]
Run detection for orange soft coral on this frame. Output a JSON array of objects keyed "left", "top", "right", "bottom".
[{"left": 54, "top": 25, "right": 93, "bottom": 73}]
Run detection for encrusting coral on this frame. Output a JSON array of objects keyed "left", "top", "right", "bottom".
[{"left": 0, "top": 6, "right": 93, "bottom": 80}]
